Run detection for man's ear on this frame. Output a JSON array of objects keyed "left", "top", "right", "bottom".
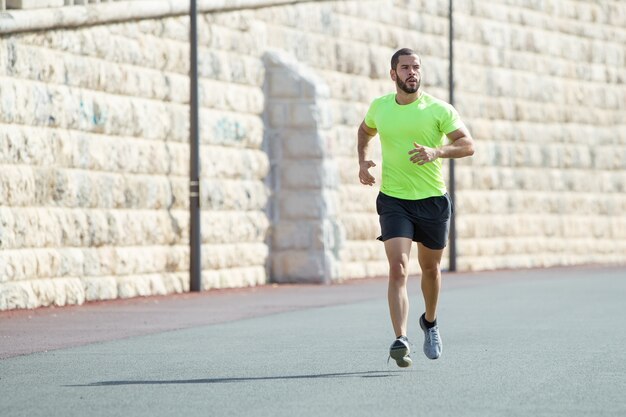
[{"left": 390, "top": 69, "right": 397, "bottom": 81}]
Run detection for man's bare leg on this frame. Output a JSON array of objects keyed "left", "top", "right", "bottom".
[
  {"left": 384, "top": 237, "right": 413, "bottom": 337},
  {"left": 417, "top": 243, "right": 444, "bottom": 359},
  {"left": 417, "top": 243, "right": 444, "bottom": 322}
]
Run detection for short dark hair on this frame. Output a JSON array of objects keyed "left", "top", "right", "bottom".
[{"left": 391, "top": 48, "right": 420, "bottom": 70}]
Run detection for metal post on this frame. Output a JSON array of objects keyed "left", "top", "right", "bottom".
[
  {"left": 189, "top": 0, "right": 202, "bottom": 291},
  {"left": 448, "top": 0, "right": 457, "bottom": 272}
]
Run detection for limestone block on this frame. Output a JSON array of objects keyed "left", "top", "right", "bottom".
[
  {"left": 0, "top": 277, "right": 84, "bottom": 310},
  {"left": 229, "top": 83, "right": 265, "bottom": 115},
  {"left": 0, "top": 249, "right": 36, "bottom": 281},
  {"left": 316, "top": 71, "right": 381, "bottom": 103},
  {"left": 264, "top": 48, "right": 330, "bottom": 98},
  {"left": 593, "top": 146, "right": 626, "bottom": 170},
  {"left": 32, "top": 277, "right": 84, "bottom": 307},
  {"left": 453, "top": 190, "right": 515, "bottom": 215},
  {"left": 338, "top": 185, "right": 378, "bottom": 214},
  {"left": 338, "top": 261, "right": 388, "bottom": 281},
  {"left": 212, "top": 9, "right": 257, "bottom": 32},
  {"left": 0, "top": 207, "right": 186, "bottom": 249},
  {"left": 162, "top": 272, "right": 189, "bottom": 293},
  {"left": 202, "top": 211, "right": 269, "bottom": 244},
  {"left": 272, "top": 250, "right": 337, "bottom": 283},
  {"left": 339, "top": 213, "right": 380, "bottom": 241},
  {"left": 201, "top": 146, "right": 269, "bottom": 180},
  {"left": 202, "top": 242, "right": 268, "bottom": 270},
  {"left": 116, "top": 273, "right": 169, "bottom": 298},
  {"left": 0, "top": 78, "right": 23, "bottom": 125},
  {"left": 268, "top": 102, "right": 290, "bottom": 128},
  {"left": 272, "top": 221, "right": 316, "bottom": 251},
  {"left": 610, "top": 218, "right": 626, "bottom": 239},
  {"left": 328, "top": 40, "right": 372, "bottom": 77},
  {"left": 338, "top": 240, "right": 386, "bottom": 263},
  {"left": 457, "top": 214, "right": 621, "bottom": 241},
  {"left": 290, "top": 102, "right": 326, "bottom": 128},
  {"left": 107, "top": 245, "right": 187, "bottom": 276},
  {"left": 329, "top": 126, "right": 378, "bottom": 160},
  {"left": 272, "top": 219, "right": 342, "bottom": 251},
  {"left": 328, "top": 100, "right": 363, "bottom": 127},
  {"left": 134, "top": 33, "right": 189, "bottom": 74},
  {"left": 202, "top": 266, "right": 266, "bottom": 290},
  {"left": 281, "top": 159, "right": 338, "bottom": 189},
  {"left": 0, "top": 165, "right": 38, "bottom": 206},
  {"left": 75, "top": 137, "right": 186, "bottom": 177},
  {"left": 0, "top": 78, "right": 183, "bottom": 140},
  {"left": 257, "top": 3, "right": 321, "bottom": 33},
  {"left": 43, "top": 169, "right": 175, "bottom": 209},
  {"left": 201, "top": 110, "right": 264, "bottom": 149},
  {"left": 159, "top": 16, "right": 189, "bottom": 42},
  {"left": 0, "top": 246, "right": 189, "bottom": 282},
  {"left": 280, "top": 129, "right": 329, "bottom": 159},
  {"left": 279, "top": 190, "right": 337, "bottom": 220},
  {"left": 83, "top": 247, "right": 145, "bottom": 277},
  {"left": 0, "top": 42, "right": 57, "bottom": 84},
  {"left": 198, "top": 48, "right": 264, "bottom": 86},
  {"left": 201, "top": 179, "right": 269, "bottom": 212},
  {"left": 80, "top": 276, "right": 118, "bottom": 301},
  {"left": 268, "top": 68, "right": 303, "bottom": 98},
  {"left": 456, "top": 214, "right": 503, "bottom": 239},
  {"left": 201, "top": 81, "right": 264, "bottom": 115},
  {"left": 100, "top": 209, "right": 185, "bottom": 246},
  {"left": 203, "top": 21, "right": 262, "bottom": 55},
  {"left": 0, "top": 281, "right": 38, "bottom": 310}
]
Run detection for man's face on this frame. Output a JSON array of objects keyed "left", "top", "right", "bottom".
[{"left": 391, "top": 54, "right": 421, "bottom": 94}]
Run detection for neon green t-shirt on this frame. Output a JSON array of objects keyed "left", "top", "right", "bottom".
[{"left": 364, "top": 92, "right": 465, "bottom": 200}]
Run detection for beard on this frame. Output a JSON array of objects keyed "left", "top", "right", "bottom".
[{"left": 396, "top": 76, "right": 420, "bottom": 94}]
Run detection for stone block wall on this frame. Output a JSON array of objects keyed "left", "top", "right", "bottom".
[
  {"left": 0, "top": 0, "right": 624, "bottom": 310},
  {"left": 0, "top": 11, "right": 271, "bottom": 309},
  {"left": 453, "top": 0, "right": 626, "bottom": 270}
]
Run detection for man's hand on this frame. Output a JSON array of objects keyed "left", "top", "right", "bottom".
[
  {"left": 359, "top": 160, "right": 377, "bottom": 186},
  {"left": 409, "top": 142, "right": 441, "bottom": 165}
]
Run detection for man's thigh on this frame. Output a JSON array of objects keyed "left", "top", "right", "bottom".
[
  {"left": 417, "top": 243, "right": 444, "bottom": 271},
  {"left": 384, "top": 237, "right": 413, "bottom": 265}
]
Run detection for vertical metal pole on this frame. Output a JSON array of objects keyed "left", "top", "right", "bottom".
[
  {"left": 189, "top": 0, "right": 202, "bottom": 291},
  {"left": 448, "top": 0, "right": 457, "bottom": 272}
]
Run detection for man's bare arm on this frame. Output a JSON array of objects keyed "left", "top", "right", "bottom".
[
  {"left": 409, "top": 127, "right": 475, "bottom": 165},
  {"left": 358, "top": 121, "right": 378, "bottom": 186}
]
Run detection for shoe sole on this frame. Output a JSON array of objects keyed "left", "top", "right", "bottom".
[{"left": 390, "top": 346, "right": 412, "bottom": 368}]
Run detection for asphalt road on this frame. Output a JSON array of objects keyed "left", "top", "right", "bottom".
[{"left": 1, "top": 267, "right": 625, "bottom": 417}]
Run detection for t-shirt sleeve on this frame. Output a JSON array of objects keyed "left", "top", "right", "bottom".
[
  {"left": 364, "top": 98, "right": 379, "bottom": 129},
  {"left": 439, "top": 103, "right": 466, "bottom": 134}
]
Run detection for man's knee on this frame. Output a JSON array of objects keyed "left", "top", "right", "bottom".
[
  {"left": 389, "top": 260, "right": 409, "bottom": 282},
  {"left": 418, "top": 244, "right": 443, "bottom": 278},
  {"left": 420, "top": 262, "right": 441, "bottom": 279}
]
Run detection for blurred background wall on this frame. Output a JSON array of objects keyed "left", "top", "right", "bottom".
[{"left": 0, "top": 0, "right": 624, "bottom": 310}]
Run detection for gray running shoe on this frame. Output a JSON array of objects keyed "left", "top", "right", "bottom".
[
  {"left": 419, "top": 315, "right": 442, "bottom": 360},
  {"left": 389, "top": 336, "right": 412, "bottom": 368}
]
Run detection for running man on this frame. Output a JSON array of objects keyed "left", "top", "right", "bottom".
[{"left": 357, "top": 48, "right": 475, "bottom": 367}]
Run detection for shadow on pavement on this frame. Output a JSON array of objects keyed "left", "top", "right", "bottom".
[{"left": 66, "top": 370, "right": 402, "bottom": 386}]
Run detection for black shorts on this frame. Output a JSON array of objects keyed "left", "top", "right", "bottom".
[{"left": 376, "top": 192, "right": 453, "bottom": 250}]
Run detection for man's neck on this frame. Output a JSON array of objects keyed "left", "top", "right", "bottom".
[{"left": 395, "top": 89, "right": 422, "bottom": 105}]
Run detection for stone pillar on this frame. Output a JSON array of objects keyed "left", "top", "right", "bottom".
[{"left": 263, "top": 50, "right": 343, "bottom": 284}]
